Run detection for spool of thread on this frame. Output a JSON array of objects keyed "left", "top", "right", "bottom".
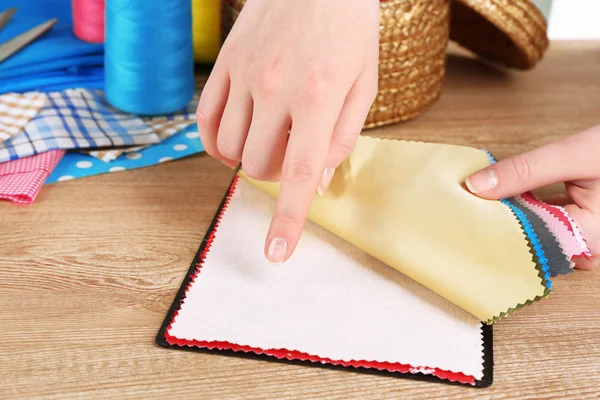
[
  {"left": 105, "top": 0, "right": 195, "bottom": 116},
  {"left": 192, "top": 0, "right": 222, "bottom": 63},
  {"left": 72, "top": 0, "right": 105, "bottom": 43}
]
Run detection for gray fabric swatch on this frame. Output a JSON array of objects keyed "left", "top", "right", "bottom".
[{"left": 506, "top": 197, "right": 573, "bottom": 277}]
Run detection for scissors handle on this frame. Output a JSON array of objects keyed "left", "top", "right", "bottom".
[{"left": 0, "top": 17, "right": 57, "bottom": 64}]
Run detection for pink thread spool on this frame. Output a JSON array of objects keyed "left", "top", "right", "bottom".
[{"left": 72, "top": 0, "right": 105, "bottom": 43}]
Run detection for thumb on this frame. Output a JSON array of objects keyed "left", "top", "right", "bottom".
[
  {"left": 465, "top": 152, "right": 543, "bottom": 200},
  {"left": 465, "top": 129, "right": 600, "bottom": 200}
]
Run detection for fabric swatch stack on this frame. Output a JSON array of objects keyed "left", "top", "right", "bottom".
[
  {"left": 0, "top": 1, "right": 206, "bottom": 205},
  {"left": 158, "top": 137, "right": 591, "bottom": 387},
  {"left": 0, "top": 88, "right": 203, "bottom": 204}
]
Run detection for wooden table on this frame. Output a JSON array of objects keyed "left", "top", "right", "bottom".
[{"left": 1, "top": 42, "right": 599, "bottom": 399}]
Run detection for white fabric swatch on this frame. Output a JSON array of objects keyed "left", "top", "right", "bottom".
[{"left": 168, "top": 179, "right": 484, "bottom": 379}]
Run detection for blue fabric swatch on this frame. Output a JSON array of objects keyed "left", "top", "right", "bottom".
[
  {"left": 45, "top": 124, "right": 205, "bottom": 184},
  {"left": 0, "top": 89, "right": 160, "bottom": 163},
  {"left": 483, "top": 149, "right": 553, "bottom": 290}
]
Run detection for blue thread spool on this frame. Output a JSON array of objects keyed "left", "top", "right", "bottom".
[{"left": 105, "top": 0, "right": 195, "bottom": 115}]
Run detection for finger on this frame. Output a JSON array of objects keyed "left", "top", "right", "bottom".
[
  {"left": 264, "top": 102, "right": 343, "bottom": 263},
  {"left": 241, "top": 104, "right": 290, "bottom": 182},
  {"left": 564, "top": 203, "right": 599, "bottom": 270},
  {"left": 539, "top": 193, "right": 572, "bottom": 207},
  {"left": 216, "top": 82, "right": 254, "bottom": 164},
  {"left": 537, "top": 187, "right": 597, "bottom": 269},
  {"left": 465, "top": 126, "right": 600, "bottom": 199},
  {"left": 319, "top": 72, "right": 377, "bottom": 195},
  {"left": 573, "top": 257, "right": 597, "bottom": 270},
  {"left": 196, "top": 58, "right": 234, "bottom": 166}
]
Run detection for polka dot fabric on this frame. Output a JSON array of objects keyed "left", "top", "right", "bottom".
[
  {"left": 0, "top": 150, "right": 65, "bottom": 204},
  {"left": 45, "top": 124, "right": 204, "bottom": 184}
]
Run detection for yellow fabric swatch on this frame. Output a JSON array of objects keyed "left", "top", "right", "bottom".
[{"left": 240, "top": 136, "right": 547, "bottom": 323}]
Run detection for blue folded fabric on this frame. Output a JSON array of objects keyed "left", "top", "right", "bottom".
[
  {"left": 0, "top": 68, "right": 104, "bottom": 93},
  {"left": 0, "top": 0, "right": 104, "bottom": 93}
]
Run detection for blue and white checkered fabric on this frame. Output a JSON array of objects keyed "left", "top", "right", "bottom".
[
  {"left": 144, "top": 91, "right": 199, "bottom": 124},
  {"left": 0, "top": 89, "right": 160, "bottom": 163}
]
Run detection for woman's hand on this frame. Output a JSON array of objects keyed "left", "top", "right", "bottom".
[
  {"left": 466, "top": 125, "right": 600, "bottom": 269},
  {"left": 197, "top": 0, "right": 380, "bottom": 263}
]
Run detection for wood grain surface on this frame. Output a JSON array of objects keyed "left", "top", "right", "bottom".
[{"left": 1, "top": 42, "right": 599, "bottom": 399}]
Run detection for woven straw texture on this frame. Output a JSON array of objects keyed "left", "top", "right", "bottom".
[
  {"left": 370, "top": 0, "right": 450, "bottom": 128},
  {"left": 450, "top": 0, "right": 549, "bottom": 70},
  {"left": 221, "top": 0, "right": 547, "bottom": 129}
]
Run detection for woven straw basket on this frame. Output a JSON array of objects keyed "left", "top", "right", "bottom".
[{"left": 221, "top": 0, "right": 548, "bottom": 129}]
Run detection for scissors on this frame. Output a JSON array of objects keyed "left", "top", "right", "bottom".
[{"left": 0, "top": 7, "right": 57, "bottom": 64}]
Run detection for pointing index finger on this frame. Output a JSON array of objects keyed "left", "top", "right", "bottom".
[{"left": 264, "top": 111, "right": 338, "bottom": 263}]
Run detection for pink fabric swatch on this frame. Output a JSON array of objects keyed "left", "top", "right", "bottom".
[
  {"left": 520, "top": 192, "right": 591, "bottom": 259},
  {"left": 517, "top": 196, "right": 577, "bottom": 266},
  {"left": 550, "top": 203, "right": 591, "bottom": 258},
  {"left": 0, "top": 150, "right": 66, "bottom": 204}
]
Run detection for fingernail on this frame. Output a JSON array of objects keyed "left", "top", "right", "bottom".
[
  {"left": 266, "top": 237, "right": 288, "bottom": 264},
  {"left": 224, "top": 160, "right": 238, "bottom": 169},
  {"left": 317, "top": 168, "right": 335, "bottom": 196},
  {"left": 466, "top": 169, "right": 498, "bottom": 194}
]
